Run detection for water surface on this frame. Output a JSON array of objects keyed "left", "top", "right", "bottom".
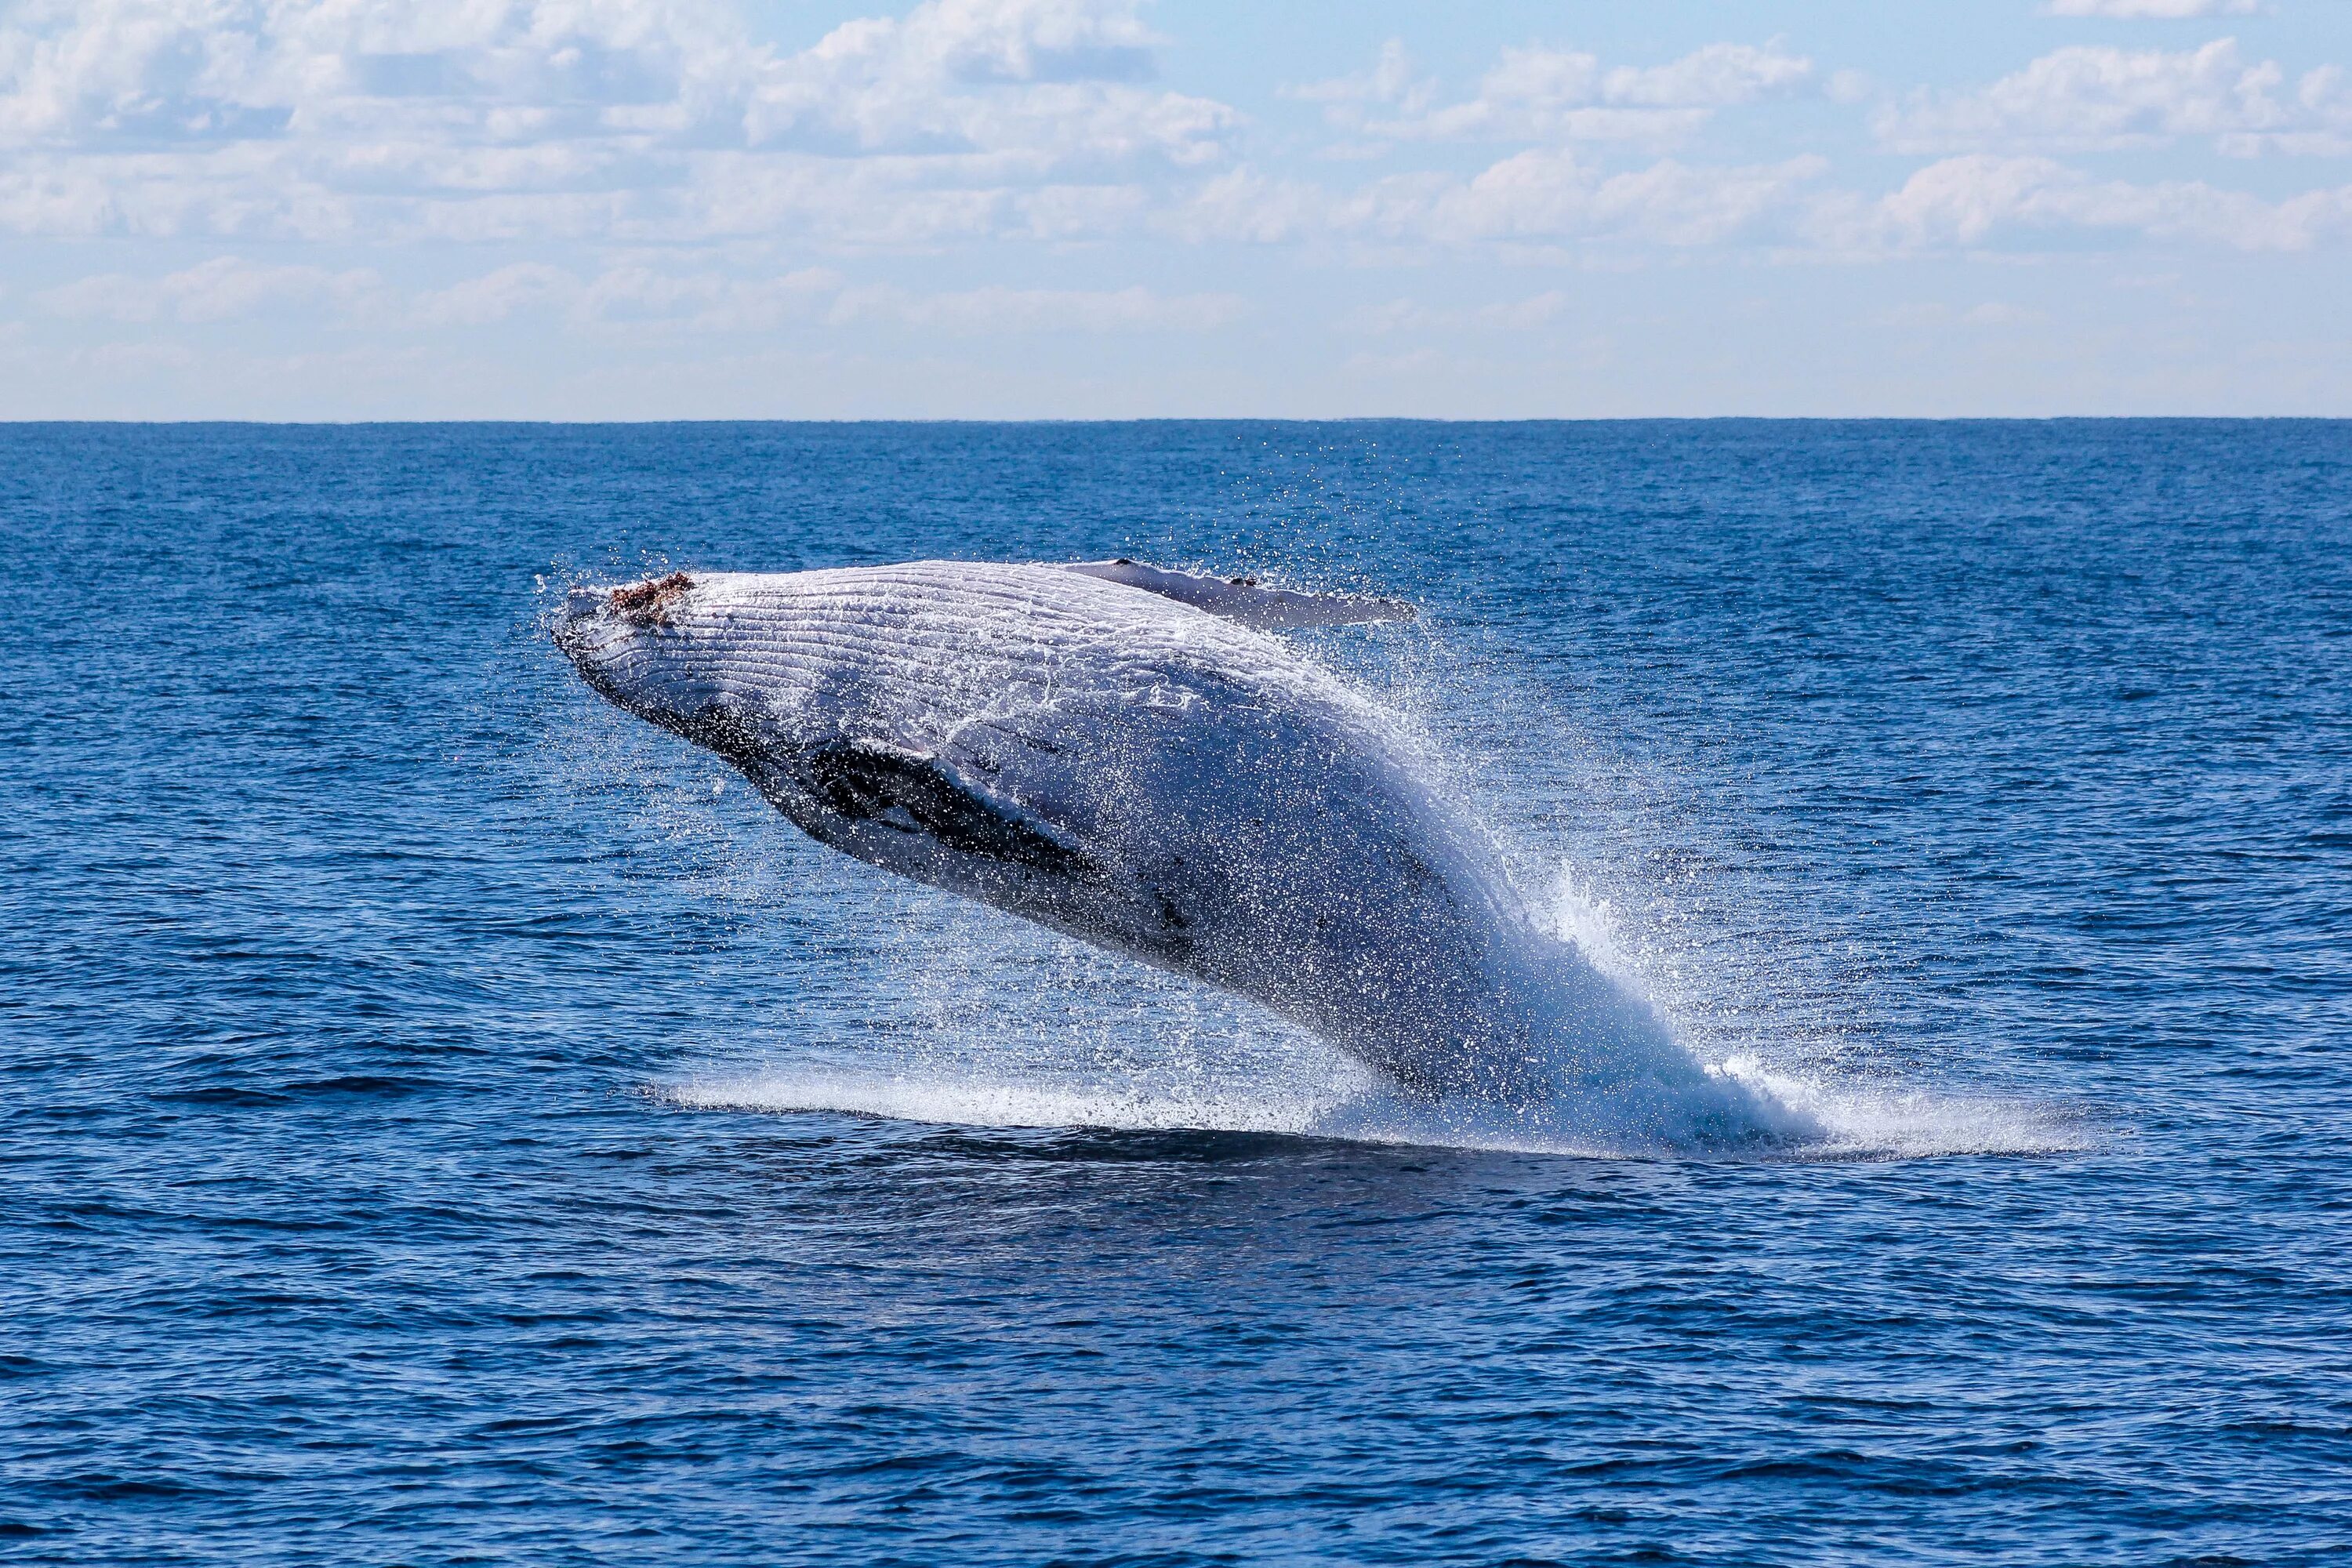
[{"left": 4, "top": 420, "right": 2348, "bottom": 1564}]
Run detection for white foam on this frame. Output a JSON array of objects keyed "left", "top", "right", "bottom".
[
  {"left": 673, "top": 1063, "right": 1356, "bottom": 1139},
  {"left": 1711, "top": 1056, "right": 2095, "bottom": 1160},
  {"left": 663, "top": 1040, "right": 2089, "bottom": 1163}
]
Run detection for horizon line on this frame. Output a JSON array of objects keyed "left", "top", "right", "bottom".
[{"left": 5, "top": 414, "right": 2349, "bottom": 428}]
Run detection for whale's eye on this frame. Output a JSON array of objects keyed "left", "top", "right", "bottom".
[{"left": 611, "top": 571, "right": 694, "bottom": 626}]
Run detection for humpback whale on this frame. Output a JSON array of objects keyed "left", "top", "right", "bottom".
[{"left": 558, "top": 560, "right": 1792, "bottom": 1139}]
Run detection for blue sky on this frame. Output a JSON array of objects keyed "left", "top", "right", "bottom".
[{"left": 2, "top": 0, "right": 2347, "bottom": 417}]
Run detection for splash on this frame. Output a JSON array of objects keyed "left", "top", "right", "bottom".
[
  {"left": 664, "top": 1053, "right": 2086, "bottom": 1163},
  {"left": 651, "top": 871, "right": 2082, "bottom": 1162},
  {"left": 543, "top": 570, "right": 2078, "bottom": 1163}
]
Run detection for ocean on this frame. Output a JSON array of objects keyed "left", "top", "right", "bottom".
[{"left": 4, "top": 420, "right": 2347, "bottom": 1564}]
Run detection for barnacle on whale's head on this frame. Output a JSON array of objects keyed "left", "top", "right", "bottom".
[{"left": 608, "top": 572, "right": 695, "bottom": 627}]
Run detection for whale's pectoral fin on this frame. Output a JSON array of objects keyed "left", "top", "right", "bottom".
[
  {"left": 1056, "top": 560, "right": 1414, "bottom": 630},
  {"left": 804, "top": 737, "right": 1105, "bottom": 884}
]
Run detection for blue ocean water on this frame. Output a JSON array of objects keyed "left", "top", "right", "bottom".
[{"left": 3, "top": 420, "right": 2349, "bottom": 1565}]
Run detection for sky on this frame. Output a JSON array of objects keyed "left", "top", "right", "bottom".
[{"left": 1, "top": 0, "right": 2347, "bottom": 419}]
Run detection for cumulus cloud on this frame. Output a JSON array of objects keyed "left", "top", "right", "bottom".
[
  {"left": 1421, "top": 149, "right": 1824, "bottom": 245},
  {"left": 1185, "top": 128, "right": 2352, "bottom": 258},
  {"left": 36, "top": 252, "right": 1243, "bottom": 341},
  {"left": 1878, "top": 40, "right": 2352, "bottom": 156},
  {"left": 39, "top": 255, "right": 380, "bottom": 320},
  {"left": 827, "top": 283, "right": 1243, "bottom": 332},
  {"left": 1338, "top": 291, "right": 1570, "bottom": 335},
  {"left": 1287, "top": 40, "right": 1431, "bottom": 118},
  {"left": 4, "top": 1, "right": 2350, "bottom": 298},
  {"left": 1874, "top": 301, "right": 2050, "bottom": 328},
  {"left": 2045, "top": 1, "right": 2259, "bottom": 16},
  {"left": 0, "top": 0, "right": 1238, "bottom": 241},
  {"left": 0, "top": 0, "right": 744, "bottom": 152},
  {"left": 742, "top": 0, "right": 1229, "bottom": 166},
  {"left": 408, "top": 262, "right": 583, "bottom": 326},
  {"left": 1182, "top": 150, "right": 1827, "bottom": 251},
  {"left": 1184, "top": 123, "right": 2345, "bottom": 258},
  {"left": 1294, "top": 38, "right": 1811, "bottom": 147},
  {"left": 1821, "top": 153, "right": 2352, "bottom": 252},
  {"left": 408, "top": 262, "right": 877, "bottom": 330},
  {"left": 584, "top": 264, "right": 845, "bottom": 329}
]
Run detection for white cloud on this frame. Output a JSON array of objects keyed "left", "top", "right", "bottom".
[
  {"left": 38, "top": 255, "right": 1232, "bottom": 339},
  {"left": 1823, "top": 153, "right": 2352, "bottom": 252},
  {"left": 2045, "top": 1, "right": 2259, "bottom": 16},
  {"left": 1287, "top": 39, "right": 1431, "bottom": 116},
  {"left": 6, "top": 0, "right": 2352, "bottom": 341},
  {"left": 39, "top": 255, "right": 379, "bottom": 320},
  {"left": 1602, "top": 42, "right": 1814, "bottom": 107},
  {"left": 1185, "top": 136, "right": 2352, "bottom": 258},
  {"left": 0, "top": 0, "right": 1240, "bottom": 241},
  {"left": 828, "top": 282, "right": 1243, "bottom": 332},
  {"left": 1174, "top": 166, "right": 1330, "bottom": 245},
  {"left": 1295, "top": 39, "right": 1811, "bottom": 147},
  {"left": 0, "top": 0, "right": 743, "bottom": 151},
  {"left": 1826, "top": 69, "right": 1875, "bottom": 105},
  {"left": 408, "top": 262, "right": 579, "bottom": 326},
  {"left": 1423, "top": 149, "right": 1824, "bottom": 245},
  {"left": 584, "top": 264, "right": 844, "bottom": 329},
  {"left": 85, "top": 339, "right": 201, "bottom": 372},
  {"left": 1875, "top": 300, "right": 2050, "bottom": 328},
  {"left": 740, "top": 0, "right": 1231, "bottom": 166},
  {"left": 1182, "top": 150, "right": 1828, "bottom": 250},
  {"left": 1338, "top": 291, "right": 1570, "bottom": 335},
  {"left": 1877, "top": 40, "right": 2352, "bottom": 156},
  {"left": 405, "top": 263, "right": 1225, "bottom": 334},
  {"left": 409, "top": 261, "right": 857, "bottom": 329}
]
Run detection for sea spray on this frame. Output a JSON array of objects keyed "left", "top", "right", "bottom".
[{"left": 550, "top": 562, "right": 2053, "bottom": 1159}]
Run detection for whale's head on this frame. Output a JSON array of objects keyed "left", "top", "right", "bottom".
[{"left": 555, "top": 571, "right": 762, "bottom": 751}]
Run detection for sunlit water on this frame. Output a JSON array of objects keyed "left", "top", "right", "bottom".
[{"left": 5, "top": 421, "right": 2347, "bottom": 1564}]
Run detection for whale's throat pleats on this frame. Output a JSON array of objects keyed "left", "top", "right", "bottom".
[{"left": 802, "top": 737, "right": 1105, "bottom": 886}]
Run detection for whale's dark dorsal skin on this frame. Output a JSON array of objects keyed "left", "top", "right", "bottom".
[
  {"left": 1054, "top": 560, "right": 1416, "bottom": 629},
  {"left": 557, "top": 560, "right": 1784, "bottom": 1134}
]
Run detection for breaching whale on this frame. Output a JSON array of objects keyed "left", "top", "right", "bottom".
[{"left": 557, "top": 560, "right": 1794, "bottom": 1141}]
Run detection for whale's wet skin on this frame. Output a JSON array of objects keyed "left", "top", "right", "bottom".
[{"left": 557, "top": 561, "right": 1802, "bottom": 1149}]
